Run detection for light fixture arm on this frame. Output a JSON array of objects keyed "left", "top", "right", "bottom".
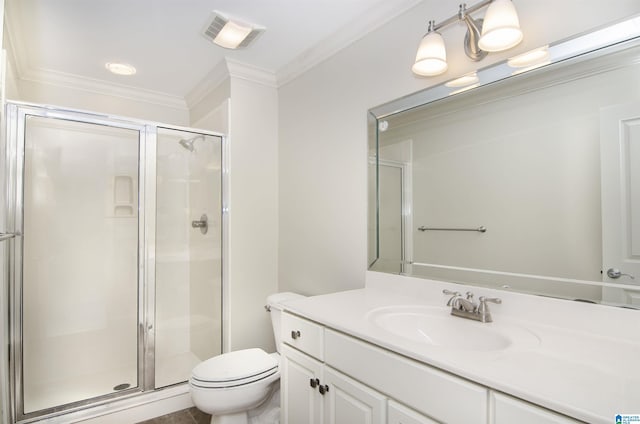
[
  {"left": 429, "top": 0, "right": 494, "bottom": 61},
  {"left": 460, "top": 5, "right": 488, "bottom": 61},
  {"left": 432, "top": 0, "right": 493, "bottom": 31},
  {"left": 413, "top": 0, "right": 522, "bottom": 76}
]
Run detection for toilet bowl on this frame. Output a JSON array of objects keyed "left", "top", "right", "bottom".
[{"left": 189, "top": 292, "right": 305, "bottom": 424}]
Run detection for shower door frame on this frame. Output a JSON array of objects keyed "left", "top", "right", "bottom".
[{"left": 3, "top": 101, "right": 226, "bottom": 423}]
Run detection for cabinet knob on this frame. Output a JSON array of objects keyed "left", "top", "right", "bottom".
[
  {"left": 318, "top": 384, "right": 329, "bottom": 395},
  {"left": 291, "top": 330, "right": 301, "bottom": 339},
  {"left": 309, "top": 378, "right": 319, "bottom": 389}
]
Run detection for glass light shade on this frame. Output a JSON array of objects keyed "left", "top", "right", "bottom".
[
  {"left": 213, "top": 20, "right": 252, "bottom": 49},
  {"left": 478, "top": 0, "right": 523, "bottom": 52},
  {"left": 412, "top": 31, "right": 448, "bottom": 76}
]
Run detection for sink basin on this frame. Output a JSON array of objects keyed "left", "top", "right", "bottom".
[{"left": 367, "top": 305, "right": 539, "bottom": 352}]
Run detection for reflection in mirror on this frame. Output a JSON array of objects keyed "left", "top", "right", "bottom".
[{"left": 368, "top": 16, "right": 640, "bottom": 308}]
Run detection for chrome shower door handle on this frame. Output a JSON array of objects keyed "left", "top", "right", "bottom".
[
  {"left": 606, "top": 268, "right": 635, "bottom": 280},
  {"left": 0, "top": 232, "right": 20, "bottom": 241},
  {"left": 191, "top": 214, "right": 208, "bottom": 235}
]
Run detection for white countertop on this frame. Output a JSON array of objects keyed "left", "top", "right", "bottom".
[{"left": 282, "top": 274, "right": 640, "bottom": 424}]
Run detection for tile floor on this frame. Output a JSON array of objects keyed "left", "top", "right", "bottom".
[{"left": 137, "top": 407, "right": 211, "bottom": 424}]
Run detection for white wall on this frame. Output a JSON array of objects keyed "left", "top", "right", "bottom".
[
  {"left": 277, "top": 0, "right": 640, "bottom": 296},
  {"left": 189, "top": 63, "right": 280, "bottom": 353},
  {"left": 226, "top": 76, "right": 279, "bottom": 352}
]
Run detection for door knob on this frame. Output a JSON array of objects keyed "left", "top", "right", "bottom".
[{"left": 606, "top": 268, "right": 635, "bottom": 280}]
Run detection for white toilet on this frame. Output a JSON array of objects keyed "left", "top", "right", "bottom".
[{"left": 189, "top": 292, "right": 305, "bottom": 424}]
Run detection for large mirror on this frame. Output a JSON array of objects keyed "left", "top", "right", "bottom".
[{"left": 368, "top": 16, "right": 640, "bottom": 308}]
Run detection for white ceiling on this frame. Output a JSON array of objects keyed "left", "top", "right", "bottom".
[{"left": 4, "top": 0, "right": 422, "bottom": 99}]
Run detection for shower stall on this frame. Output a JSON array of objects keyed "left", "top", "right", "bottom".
[{"left": 1, "top": 102, "right": 224, "bottom": 422}]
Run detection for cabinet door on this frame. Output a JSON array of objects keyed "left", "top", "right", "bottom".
[
  {"left": 491, "top": 392, "right": 581, "bottom": 424},
  {"left": 323, "top": 366, "right": 386, "bottom": 424},
  {"left": 388, "top": 400, "right": 438, "bottom": 424},
  {"left": 281, "top": 344, "right": 323, "bottom": 424}
]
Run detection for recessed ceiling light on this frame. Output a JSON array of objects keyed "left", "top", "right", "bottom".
[{"left": 105, "top": 62, "right": 137, "bottom": 76}]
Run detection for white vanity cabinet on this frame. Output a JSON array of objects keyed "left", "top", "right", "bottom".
[
  {"left": 281, "top": 344, "right": 323, "bottom": 424},
  {"left": 388, "top": 401, "right": 438, "bottom": 424},
  {"left": 281, "top": 311, "right": 581, "bottom": 424},
  {"left": 323, "top": 366, "right": 387, "bottom": 424},
  {"left": 280, "top": 314, "right": 386, "bottom": 424},
  {"left": 324, "top": 328, "right": 487, "bottom": 423}
]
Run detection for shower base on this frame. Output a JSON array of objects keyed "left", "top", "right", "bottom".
[
  {"left": 24, "top": 365, "right": 136, "bottom": 415},
  {"left": 23, "top": 351, "right": 200, "bottom": 416}
]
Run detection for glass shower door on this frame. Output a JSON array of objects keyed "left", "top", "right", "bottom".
[
  {"left": 17, "top": 113, "right": 142, "bottom": 415},
  {"left": 154, "top": 128, "right": 222, "bottom": 387}
]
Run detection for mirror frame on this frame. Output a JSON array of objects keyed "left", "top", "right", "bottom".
[{"left": 367, "top": 15, "right": 640, "bottom": 306}]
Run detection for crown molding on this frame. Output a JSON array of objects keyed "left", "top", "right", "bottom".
[
  {"left": 276, "top": 0, "right": 423, "bottom": 86},
  {"left": 185, "top": 60, "right": 231, "bottom": 109},
  {"left": 185, "top": 58, "right": 277, "bottom": 110},
  {"left": 5, "top": 0, "right": 420, "bottom": 109},
  {"left": 5, "top": 1, "right": 187, "bottom": 112},
  {"left": 225, "top": 58, "right": 278, "bottom": 87},
  {"left": 18, "top": 67, "right": 188, "bottom": 111}
]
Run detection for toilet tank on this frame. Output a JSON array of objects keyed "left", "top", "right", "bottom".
[{"left": 266, "top": 292, "right": 305, "bottom": 353}]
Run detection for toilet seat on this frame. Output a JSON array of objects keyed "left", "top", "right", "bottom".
[{"left": 190, "top": 348, "right": 278, "bottom": 389}]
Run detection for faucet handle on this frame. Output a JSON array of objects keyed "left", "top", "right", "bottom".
[
  {"left": 442, "top": 289, "right": 461, "bottom": 306},
  {"left": 477, "top": 297, "right": 502, "bottom": 323}
]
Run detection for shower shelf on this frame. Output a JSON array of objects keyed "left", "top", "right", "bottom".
[{"left": 112, "top": 175, "right": 136, "bottom": 217}]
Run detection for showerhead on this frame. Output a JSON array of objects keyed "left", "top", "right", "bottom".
[
  {"left": 179, "top": 138, "right": 195, "bottom": 152},
  {"left": 178, "top": 135, "right": 204, "bottom": 152}
]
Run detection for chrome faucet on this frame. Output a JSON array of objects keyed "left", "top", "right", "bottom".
[{"left": 442, "top": 289, "right": 501, "bottom": 323}]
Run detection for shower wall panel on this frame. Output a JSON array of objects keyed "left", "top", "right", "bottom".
[
  {"left": 188, "top": 136, "right": 222, "bottom": 360},
  {"left": 155, "top": 129, "right": 222, "bottom": 388},
  {"left": 155, "top": 134, "right": 192, "bottom": 387}
]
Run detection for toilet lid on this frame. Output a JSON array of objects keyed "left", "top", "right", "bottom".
[{"left": 191, "top": 348, "right": 278, "bottom": 386}]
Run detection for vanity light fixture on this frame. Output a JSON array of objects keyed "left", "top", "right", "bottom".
[
  {"left": 477, "top": 0, "right": 523, "bottom": 52},
  {"left": 412, "top": 0, "right": 523, "bottom": 77},
  {"left": 412, "top": 21, "right": 448, "bottom": 76},
  {"left": 203, "top": 11, "right": 265, "bottom": 50}
]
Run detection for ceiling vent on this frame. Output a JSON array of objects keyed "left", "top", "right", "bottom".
[{"left": 203, "top": 11, "right": 265, "bottom": 49}]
